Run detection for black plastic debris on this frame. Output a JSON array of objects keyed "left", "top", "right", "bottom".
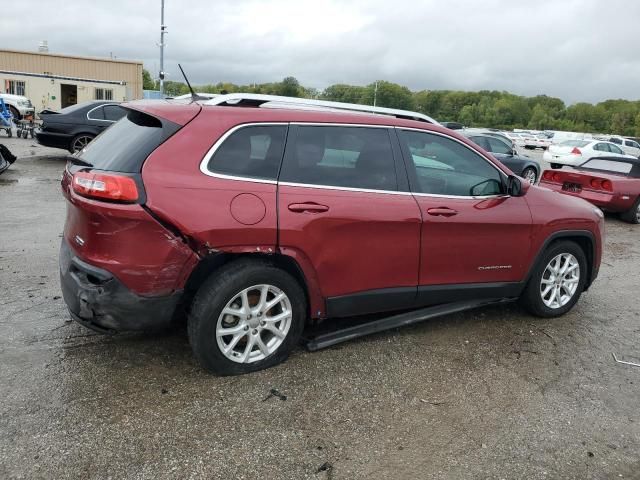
[
  {"left": 262, "top": 388, "right": 287, "bottom": 402},
  {"left": 0, "top": 144, "right": 17, "bottom": 176}
]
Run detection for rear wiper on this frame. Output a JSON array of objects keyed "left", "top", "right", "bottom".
[{"left": 64, "top": 155, "right": 92, "bottom": 167}]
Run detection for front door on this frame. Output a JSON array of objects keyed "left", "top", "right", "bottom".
[
  {"left": 396, "top": 128, "right": 532, "bottom": 292},
  {"left": 277, "top": 124, "right": 422, "bottom": 317}
]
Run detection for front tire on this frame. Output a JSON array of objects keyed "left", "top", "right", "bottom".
[
  {"left": 521, "top": 167, "right": 537, "bottom": 184},
  {"left": 620, "top": 197, "right": 640, "bottom": 224},
  {"left": 188, "top": 259, "right": 307, "bottom": 375},
  {"left": 520, "top": 241, "right": 587, "bottom": 317}
]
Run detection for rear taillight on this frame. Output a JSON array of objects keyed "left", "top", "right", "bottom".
[
  {"left": 542, "top": 171, "right": 562, "bottom": 182},
  {"left": 588, "top": 178, "right": 613, "bottom": 192},
  {"left": 571, "top": 147, "right": 582, "bottom": 155},
  {"left": 72, "top": 171, "right": 139, "bottom": 202}
]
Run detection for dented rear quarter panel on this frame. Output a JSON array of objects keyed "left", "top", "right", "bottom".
[{"left": 62, "top": 180, "right": 198, "bottom": 296}]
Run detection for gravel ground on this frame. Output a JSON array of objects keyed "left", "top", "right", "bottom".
[{"left": 1, "top": 137, "right": 639, "bottom": 480}]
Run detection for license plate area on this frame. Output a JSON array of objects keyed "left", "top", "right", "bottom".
[{"left": 562, "top": 182, "right": 582, "bottom": 193}]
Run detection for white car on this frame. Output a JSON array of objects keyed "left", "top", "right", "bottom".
[
  {"left": 608, "top": 137, "right": 640, "bottom": 157},
  {"left": 0, "top": 93, "right": 35, "bottom": 119},
  {"left": 504, "top": 132, "right": 527, "bottom": 148},
  {"left": 543, "top": 139, "right": 635, "bottom": 167},
  {"left": 534, "top": 134, "right": 552, "bottom": 150}
]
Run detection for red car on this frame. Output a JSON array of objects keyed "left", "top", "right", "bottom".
[
  {"left": 539, "top": 156, "right": 640, "bottom": 224},
  {"left": 59, "top": 94, "right": 604, "bottom": 375}
]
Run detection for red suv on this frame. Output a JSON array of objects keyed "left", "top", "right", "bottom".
[{"left": 60, "top": 94, "right": 604, "bottom": 375}]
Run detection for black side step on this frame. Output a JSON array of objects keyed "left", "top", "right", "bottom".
[{"left": 304, "top": 298, "right": 513, "bottom": 351}]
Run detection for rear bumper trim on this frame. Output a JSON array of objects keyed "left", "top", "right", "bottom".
[{"left": 59, "top": 239, "right": 182, "bottom": 333}]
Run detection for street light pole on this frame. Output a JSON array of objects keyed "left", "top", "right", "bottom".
[
  {"left": 159, "top": 0, "right": 167, "bottom": 96},
  {"left": 373, "top": 81, "right": 378, "bottom": 107}
]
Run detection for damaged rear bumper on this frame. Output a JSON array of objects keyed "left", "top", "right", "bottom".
[{"left": 59, "top": 239, "right": 182, "bottom": 333}]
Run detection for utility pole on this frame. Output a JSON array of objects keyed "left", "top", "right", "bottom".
[
  {"left": 373, "top": 81, "right": 378, "bottom": 107},
  {"left": 159, "top": 0, "right": 167, "bottom": 96}
]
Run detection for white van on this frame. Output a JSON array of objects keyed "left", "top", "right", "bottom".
[
  {"left": 548, "top": 131, "right": 593, "bottom": 145},
  {"left": 608, "top": 137, "right": 640, "bottom": 157}
]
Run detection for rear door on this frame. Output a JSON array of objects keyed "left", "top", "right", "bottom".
[
  {"left": 396, "top": 128, "right": 532, "bottom": 295},
  {"left": 277, "top": 124, "right": 422, "bottom": 317}
]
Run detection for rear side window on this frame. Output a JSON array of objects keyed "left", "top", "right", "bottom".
[
  {"left": 104, "top": 105, "right": 126, "bottom": 121},
  {"left": 609, "top": 137, "right": 622, "bottom": 145},
  {"left": 79, "top": 109, "right": 180, "bottom": 173},
  {"left": 279, "top": 126, "right": 397, "bottom": 191},
  {"left": 207, "top": 125, "right": 287, "bottom": 181},
  {"left": 87, "top": 106, "right": 104, "bottom": 120}
]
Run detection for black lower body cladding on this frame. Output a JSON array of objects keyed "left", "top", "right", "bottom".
[{"left": 59, "top": 239, "right": 182, "bottom": 333}]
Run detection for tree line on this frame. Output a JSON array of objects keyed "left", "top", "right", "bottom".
[{"left": 143, "top": 70, "right": 640, "bottom": 137}]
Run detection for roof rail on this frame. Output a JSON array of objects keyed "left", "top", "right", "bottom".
[{"left": 202, "top": 93, "right": 439, "bottom": 124}]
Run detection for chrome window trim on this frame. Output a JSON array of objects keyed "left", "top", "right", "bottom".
[
  {"left": 395, "top": 126, "right": 508, "bottom": 177},
  {"left": 86, "top": 103, "right": 120, "bottom": 123},
  {"left": 199, "top": 122, "right": 288, "bottom": 183},
  {"left": 199, "top": 122, "right": 507, "bottom": 200}
]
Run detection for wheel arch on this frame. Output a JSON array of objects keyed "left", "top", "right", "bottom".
[
  {"left": 181, "top": 250, "right": 323, "bottom": 322},
  {"left": 525, "top": 230, "right": 596, "bottom": 290}
]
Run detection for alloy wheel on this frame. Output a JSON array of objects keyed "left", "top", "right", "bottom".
[
  {"left": 72, "top": 136, "right": 92, "bottom": 152},
  {"left": 216, "top": 284, "right": 292, "bottom": 363},
  {"left": 522, "top": 168, "right": 537, "bottom": 184},
  {"left": 539, "top": 253, "right": 580, "bottom": 309}
]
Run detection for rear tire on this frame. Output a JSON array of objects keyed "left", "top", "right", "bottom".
[
  {"left": 620, "top": 197, "right": 640, "bottom": 224},
  {"left": 520, "top": 241, "right": 587, "bottom": 317},
  {"left": 69, "top": 134, "right": 94, "bottom": 153},
  {"left": 188, "top": 259, "right": 307, "bottom": 375}
]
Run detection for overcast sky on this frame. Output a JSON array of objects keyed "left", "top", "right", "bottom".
[{"left": 3, "top": 0, "right": 639, "bottom": 104}]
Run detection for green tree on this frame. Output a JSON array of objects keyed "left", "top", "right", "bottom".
[
  {"left": 278, "top": 77, "right": 302, "bottom": 97},
  {"left": 142, "top": 69, "right": 157, "bottom": 90},
  {"left": 360, "top": 81, "right": 414, "bottom": 110}
]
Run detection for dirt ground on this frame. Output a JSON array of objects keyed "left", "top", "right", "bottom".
[{"left": 1, "top": 137, "right": 639, "bottom": 480}]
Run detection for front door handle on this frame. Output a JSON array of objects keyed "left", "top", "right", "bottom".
[
  {"left": 288, "top": 203, "right": 330, "bottom": 213},
  {"left": 426, "top": 207, "right": 458, "bottom": 217}
]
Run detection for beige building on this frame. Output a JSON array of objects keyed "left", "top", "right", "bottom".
[{"left": 0, "top": 49, "right": 143, "bottom": 112}]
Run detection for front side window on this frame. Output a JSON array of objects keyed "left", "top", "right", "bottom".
[
  {"left": 399, "top": 130, "right": 503, "bottom": 197},
  {"left": 279, "top": 126, "right": 397, "bottom": 191},
  {"left": 609, "top": 144, "right": 624, "bottom": 155},
  {"left": 487, "top": 137, "right": 512, "bottom": 155},
  {"left": 207, "top": 125, "right": 287, "bottom": 180}
]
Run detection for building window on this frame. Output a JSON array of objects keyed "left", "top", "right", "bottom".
[
  {"left": 7, "top": 80, "right": 26, "bottom": 96},
  {"left": 95, "top": 88, "right": 113, "bottom": 100}
]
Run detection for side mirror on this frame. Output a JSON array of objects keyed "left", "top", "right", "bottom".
[
  {"left": 507, "top": 175, "right": 524, "bottom": 197},
  {"left": 512, "top": 147, "right": 518, "bottom": 156}
]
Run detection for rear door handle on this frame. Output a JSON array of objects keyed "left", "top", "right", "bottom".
[
  {"left": 426, "top": 207, "right": 458, "bottom": 217},
  {"left": 288, "top": 203, "right": 330, "bottom": 213}
]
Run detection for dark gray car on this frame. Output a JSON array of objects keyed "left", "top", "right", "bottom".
[{"left": 462, "top": 132, "right": 541, "bottom": 184}]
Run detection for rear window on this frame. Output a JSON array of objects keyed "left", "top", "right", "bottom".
[
  {"left": 79, "top": 109, "right": 180, "bottom": 173},
  {"left": 560, "top": 140, "right": 590, "bottom": 147},
  {"left": 580, "top": 159, "right": 633, "bottom": 174}
]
